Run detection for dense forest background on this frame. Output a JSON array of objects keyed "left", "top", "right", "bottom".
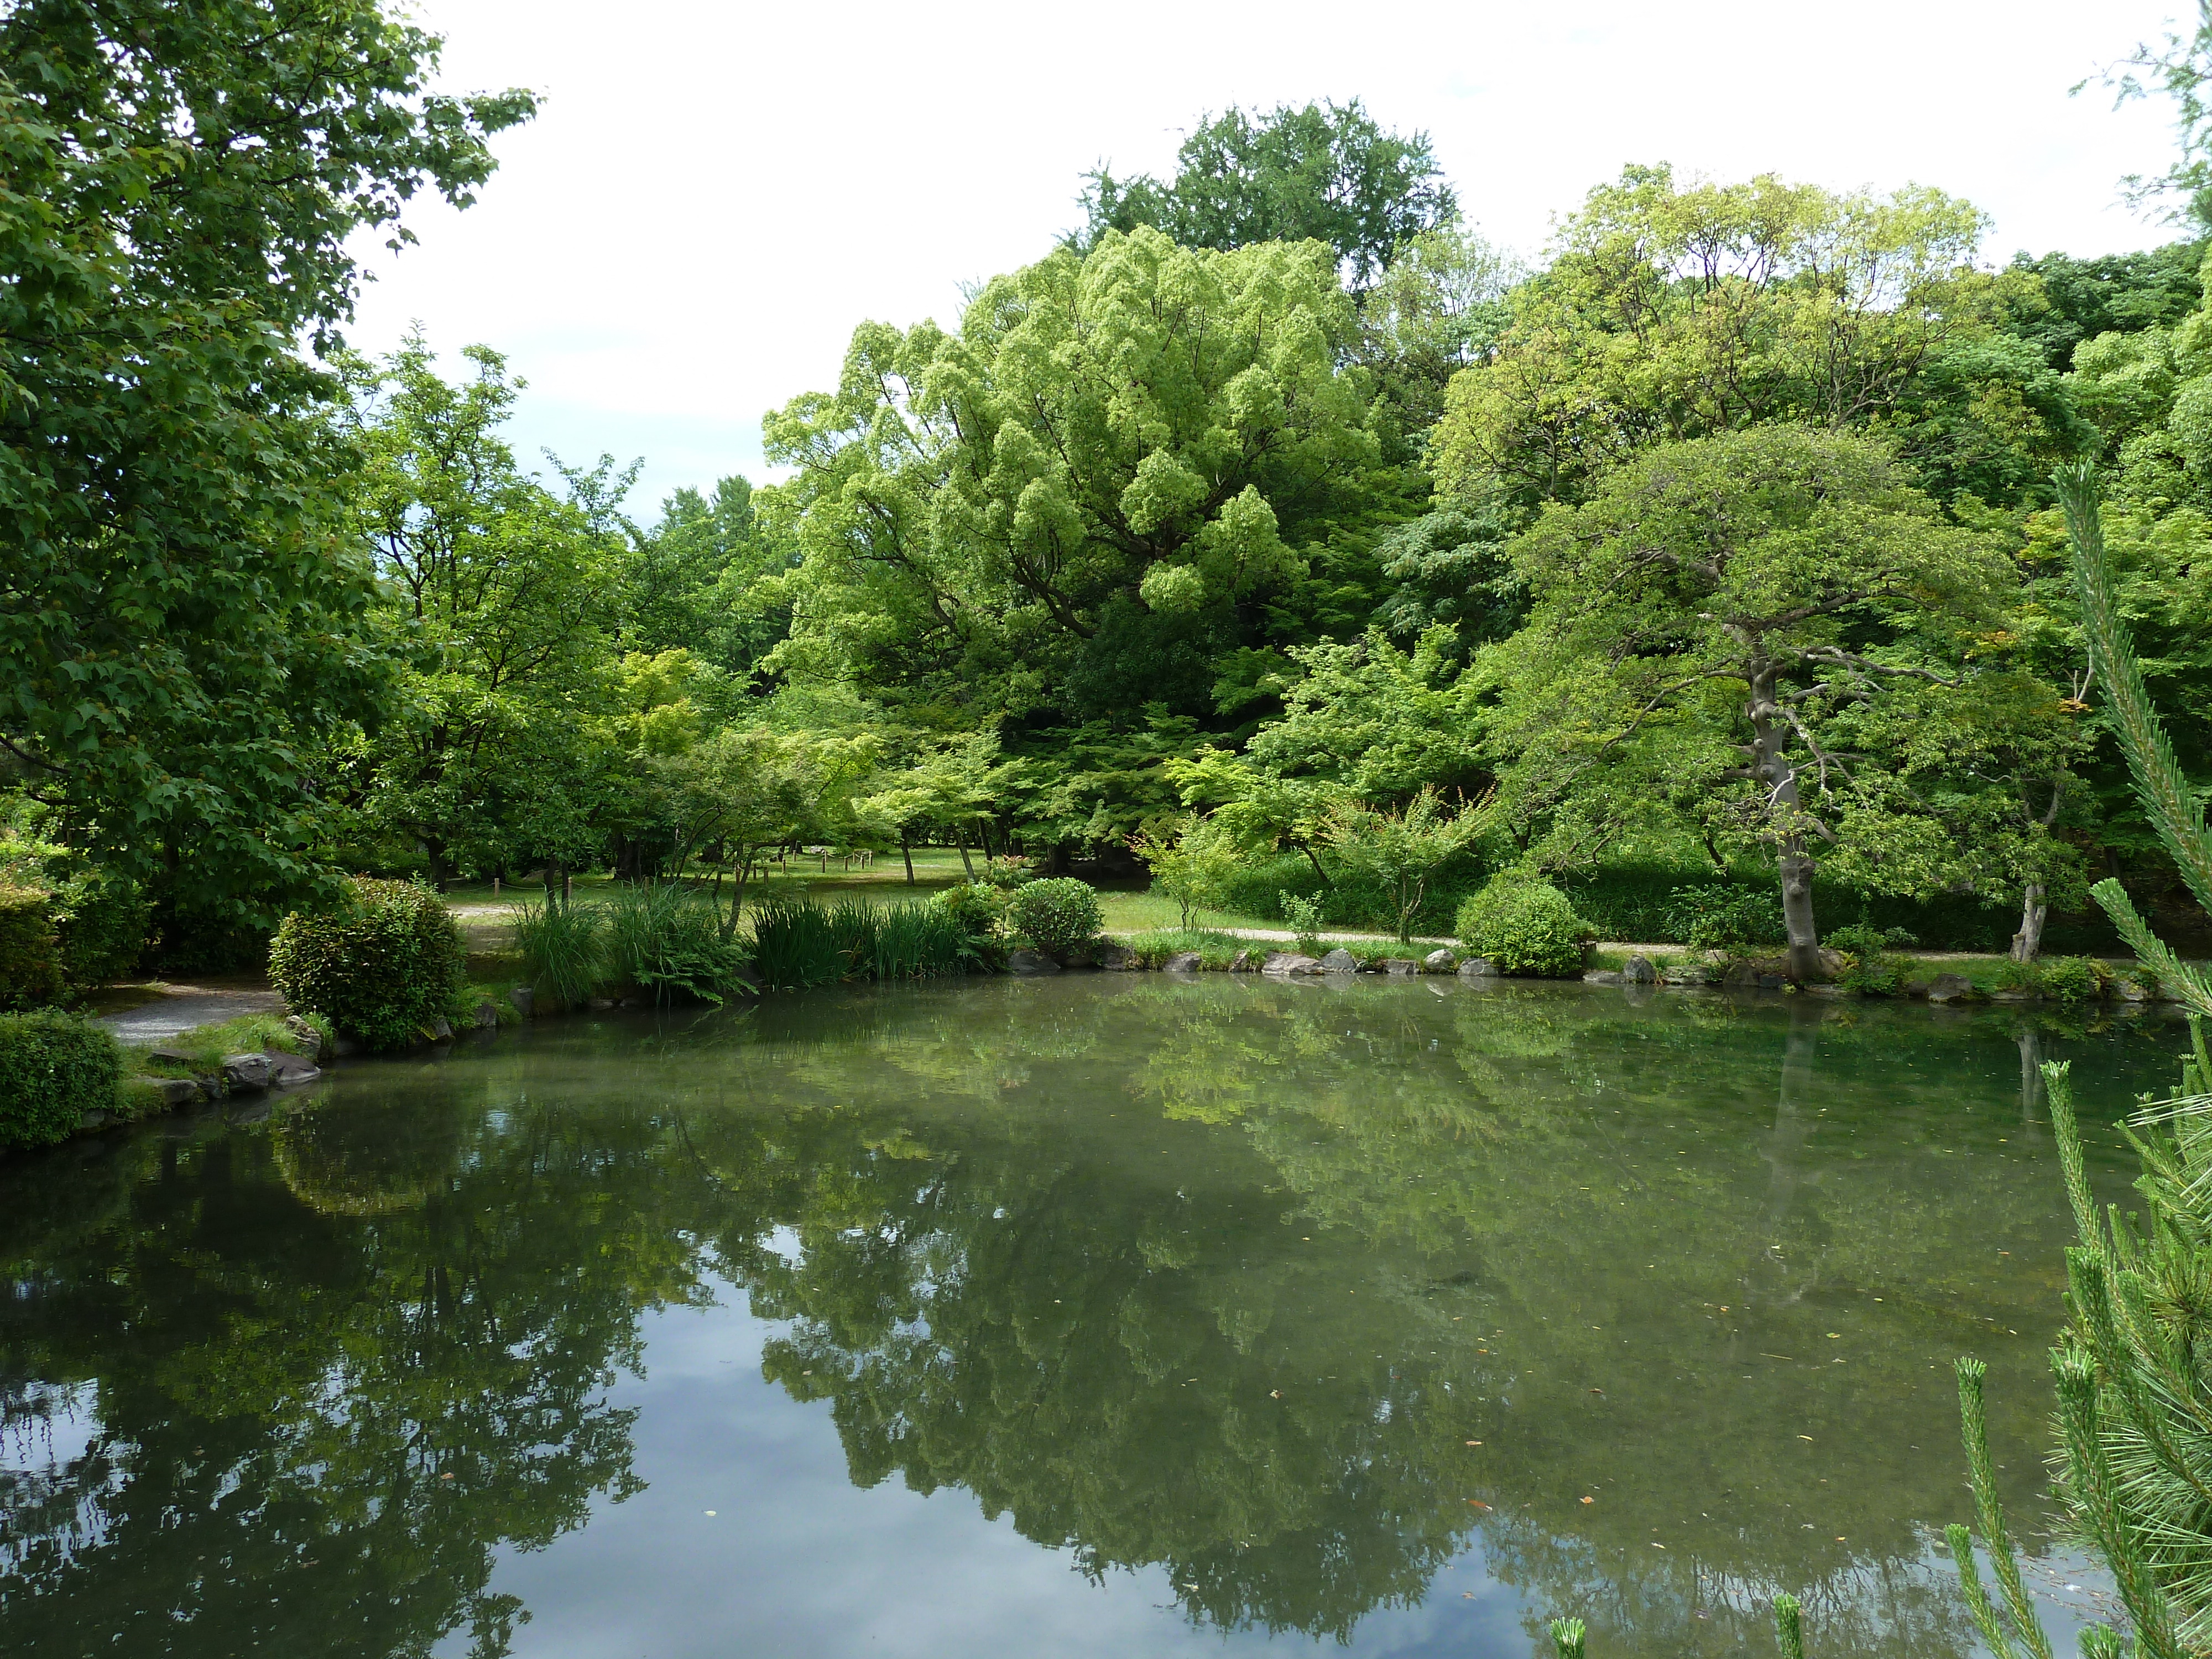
[{"left": 9, "top": 1, "right": 2212, "bottom": 966}]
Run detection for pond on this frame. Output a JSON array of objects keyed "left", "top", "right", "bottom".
[{"left": 1, "top": 975, "right": 2192, "bottom": 1658}]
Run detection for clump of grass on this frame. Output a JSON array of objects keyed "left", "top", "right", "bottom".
[
  {"left": 1119, "top": 929, "right": 1248, "bottom": 968},
  {"left": 510, "top": 898, "right": 606, "bottom": 1009},
  {"left": 750, "top": 897, "right": 974, "bottom": 991},
  {"left": 864, "top": 901, "right": 973, "bottom": 979},
  {"left": 133, "top": 1011, "right": 321, "bottom": 1076},
  {"left": 603, "top": 883, "right": 750, "bottom": 1005},
  {"left": 750, "top": 897, "right": 851, "bottom": 992}
]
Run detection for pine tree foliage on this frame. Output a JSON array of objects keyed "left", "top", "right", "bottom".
[{"left": 1947, "top": 466, "right": 2212, "bottom": 1658}]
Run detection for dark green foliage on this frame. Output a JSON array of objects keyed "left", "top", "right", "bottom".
[
  {"left": 1660, "top": 882, "right": 1788, "bottom": 954},
  {"left": 0, "top": 1, "right": 533, "bottom": 928},
  {"left": 0, "top": 884, "right": 65, "bottom": 1010},
  {"left": 2006, "top": 242, "right": 2205, "bottom": 370},
  {"left": 0, "top": 1009, "right": 119, "bottom": 1151},
  {"left": 934, "top": 882, "right": 1008, "bottom": 939},
  {"left": 510, "top": 898, "right": 606, "bottom": 1009},
  {"left": 1216, "top": 849, "right": 1485, "bottom": 938},
  {"left": 267, "top": 878, "right": 467, "bottom": 1048},
  {"left": 1004, "top": 878, "right": 1105, "bottom": 961},
  {"left": 1371, "top": 508, "right": 1522, "bottom": 653},
  {"left": 748, "top": 898, "right": 849, "bottom": 992},
  {"left": 1455, "top": 874, "right": 1594, "bottom": 977},
  {"left": 602, "top": 884, "right": 749, "bottom": 1005},
  {"left": 0, "top": 838, "right": 149, "bottom": 987},
  {"left": 1076, "top": 98, "right": 1455, "bottom": 290}
]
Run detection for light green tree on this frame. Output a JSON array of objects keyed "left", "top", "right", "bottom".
[
  {"left": 1319, "top": 787, "right": 1494, "bottom": 943},
  {"left": 1128, "top": 816, "right": 1240, "bottom": 930}
]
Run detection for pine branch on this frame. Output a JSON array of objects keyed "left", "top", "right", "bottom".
[
  {"left": 2057, "top": 464, "right": 2212, "bottom": 920},
  {"left": 2091, "top": 878, "right": 2212, "bottom": 1022},
  {"left": 1945, "top": 1526, "right": 2026, "bottom": 1659},
  {"left": 1955, "top": 1358, "right": 2057, "bottom": 1659},
  {"left": 1774, "top": 1594, "right": 1806, "bottom": 1659}
]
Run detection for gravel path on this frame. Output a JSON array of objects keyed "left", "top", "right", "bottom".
[{"left": 97, "top": 987, "right": 285, "bottom": 1045}]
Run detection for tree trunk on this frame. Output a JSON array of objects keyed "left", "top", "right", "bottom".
[
  {"left": 957, "top": 842, "right": 975, "bottom": 880},
  {"left": 1747, "top": 660, "right": 1823, "bottom": 982},
  {"left": 900, "top": 834, "right": 915, "bottom": 885},
  {"left": 2010, "top": 883, "right": 2048, "bottom": 963}
]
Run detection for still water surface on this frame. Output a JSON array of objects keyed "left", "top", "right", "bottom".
[{"left": 1, "top": 976, "right": 2194, "bottom": 1657}]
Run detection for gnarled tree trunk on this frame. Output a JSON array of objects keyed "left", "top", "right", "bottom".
[
  {"left": 2010, "top": 883, "right": 2048, "bottom": 964},
  {"left": 1747, "top": 660, "right": 1823, "bottom": 983}
]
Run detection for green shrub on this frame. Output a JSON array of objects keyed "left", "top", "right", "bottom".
[
  {"left": 1005, "top": 877, "right": 1104, "bottom": 961},
  {"left": 1663, "top": 884, "right": 1787, "bottom": 954},
  {"left": 2039, "top": 955, "right": 2108, "bottom": 1004},
  {"left": 1455, "top": 874, "right": 1595, "bottom": 978},
  {"left": 268, "top": 878, "right": 467, "bottom": 1048},
  {"left": 603, "top": 884, "right": 748, "bottom": 1005},
  {"left": 1279, "top": 890, "right": 1325, "bottom": 955},
  {"left": 934, "top": 881, "right": 1006, "bottom": 939},
  {"left": 0, "top": 1010, "right": 121, "bottom": 1150},
  {"left": 0, "top": 883, "right": 65, "bottom": 1010},
  {"left": 1829, "top": 922, "right": 1917, "bottom": 995},
  {"left": 510, "top": 897, "right": 607, "bottom": 1008}
]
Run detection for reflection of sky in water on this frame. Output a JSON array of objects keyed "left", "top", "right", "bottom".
[
  {"left": 431, "top": 1284, "right": 1536, "bottom": 1658},
  {"left": 431, "top": 1281, "right": 2109, "bottom": 1659}
]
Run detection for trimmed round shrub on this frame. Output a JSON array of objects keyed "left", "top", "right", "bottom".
[
  {"left": 1455, "top": 874, "right": 1596, "bottom": 978},
  {"left": 933, "top": 881, "right": 1006, "bottom": 938},
  {"left": 269, "top": 878, "right": 466, "bottom": 1048},
  {"left": 0, "top": 883, "right": 66, "bottom": 1010},
  {"left": 0, "top": 1010, "right": 121, "bottom": 1150},
  {"left": 1004, "top": 877, "right": 1105, "bottom": 962}
]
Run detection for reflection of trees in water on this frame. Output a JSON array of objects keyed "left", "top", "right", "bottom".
[
  {"left": 0, "top": 1084, "right": 696, "bottom": 1658},
  {"left": 0, "top": 982, "right": 2144, "bottom": 1655}
]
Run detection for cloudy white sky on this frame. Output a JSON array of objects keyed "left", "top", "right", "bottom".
[{"left": 348, "top": 0, "right": 2194, "bottom": 517}]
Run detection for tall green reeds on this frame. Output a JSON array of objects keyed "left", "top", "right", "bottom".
[
  {"left": 510, "top": 897, "right": 605, "bottom": 1008},
  {"left": 748, "top": 896, "right": 972, "bottom": 992}
]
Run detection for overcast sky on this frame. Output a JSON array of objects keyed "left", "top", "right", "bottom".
[{"left": 347, "top": 0, "right": 2194, "bottom": 517}]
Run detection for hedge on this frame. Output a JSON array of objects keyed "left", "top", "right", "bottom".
[
  {"left": 268, "top": 878, "right": 466, "bottom": 1048},
  {"left": 0, "top": 1010, "right": 121, "bottom": 1151},
  {"left": 0, "top": 883, "right": 65, "bottom": 1010}
]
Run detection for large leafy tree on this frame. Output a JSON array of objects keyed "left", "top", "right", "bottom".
[
  {"left": 0, "top": 0, "right": 534, "bottom": 921},
  {"left": 1488, "top": 426, "right": 2013, "bottom": 980},
  {"left": 1428, "top": 165, "right": 2049, "bottom": 514},
  {"left": 762, "top": 228, "right": 1406, "bottom": 794},
  {"left": 1074, "top": 100, "right": 1457, "bottom": 293}
]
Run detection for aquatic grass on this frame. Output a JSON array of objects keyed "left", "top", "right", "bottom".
[
  {"left": 603, "top": 883, "right": 750, "bottom": 1005},
  {"left": 749, "top": 896, "right": 974, "bottom": 990},
  {"left": 749, "top": 897, "right": 854, "bottom": 992},
  {"left": 510, "top": 897, "right": 606, "bottom": 1009}
]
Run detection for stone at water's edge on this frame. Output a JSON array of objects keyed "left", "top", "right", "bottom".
[
  {"left": 1584, "top": 970, "right": 1625, "bottom": 986},
  {"left": 1263, "top": 952, "right": 1324, "bottom": 975},
  {"left": 1926, "top": 973, "right": 1976, "bottom": 1004},
  {"left": 265, "top": 1052, "right": 321, "bottom": 1087},
  {"left": 1318, "top": 948, "right": 1358, "bottom": 973},
  {"left": 1009, "top": 950, "right": 1062, "bottom": 975},
  {"left": 1161, "top": 952, "right": 1204, "bottom": 973},
  {"left": 1383, "top": 959, "right": 1419, "bottom": 977},
  {"left": 473, "top": 999, "right": 500, "bottom": 1029},
  {"left": 1457, "top": 957, "right": 1495, "bottom": 978},
  {"left": 143, "top": 1077, "right": 200, "bottom": 1109},
  {"left": 1098, "top": 943, "right": 1138, "bottom": 971},
  {"left": 1423, "top": 949, "right": 1457, "bottom": 973},
  {"left": 1228, "top": 950, "right": 1260, "bottom": 972},
  {"left": 221, "top": 1053, "right": 272, "bottom": 1092},
  {"left": 509, "top": 985, "right": 536, "bottom": 1019},
  {"left": 1623, "top": 954, "right": 1658, "bottom": 984},
  {"left": 429, "top": 1017, "right": 454, "bottom": 1041}
]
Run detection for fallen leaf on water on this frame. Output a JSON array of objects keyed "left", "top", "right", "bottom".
[
  {"left": 1651, "top": 1542, "right": 1666, "bottom": 1550},
  {"left": 1798, "top": 1434, "right": 1814, "bottom": 1442},
  {"left": 1466, "top": 1499, "right": 1490, "bottom": 1509},
  {"left": 1588, "top": 1387, "right": 1605, "bottom": 1395},
  {"left": 1270, "top": 1390, "right": 1281, "bottom": 1399},
  {"left": 1579, "top": 1496, "right": 1594, "bottom": 1504},
  {"left": 1465, "top": 1439, "right": 1481, "bottom": 1446}
]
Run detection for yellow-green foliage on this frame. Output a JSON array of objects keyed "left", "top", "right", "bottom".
[{"left": 0, "top": 883, "right": 65, "bottom": 1010}]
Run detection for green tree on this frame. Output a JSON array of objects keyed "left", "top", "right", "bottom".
[
  {"left": 343, "top": 336, "right": 618, "bottom": 885},
  {"left": 1076, "top": 100, "right": 1457, "bottom": 292},
  {"left": 1429, "top": 165, "right": 2033, "bottom": 513},
  {"left": 1488, "top": 426, "right": 2013, "bottom": 980},
  {"left": 1318, "top": 786, "right": 1492, "bottom": 942},
  {"left": 0, "top": 0, "right": 533, "bottom": 927},
  {"left": 1128, "top": 815, "right": 1239, "bottom": 928}
]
